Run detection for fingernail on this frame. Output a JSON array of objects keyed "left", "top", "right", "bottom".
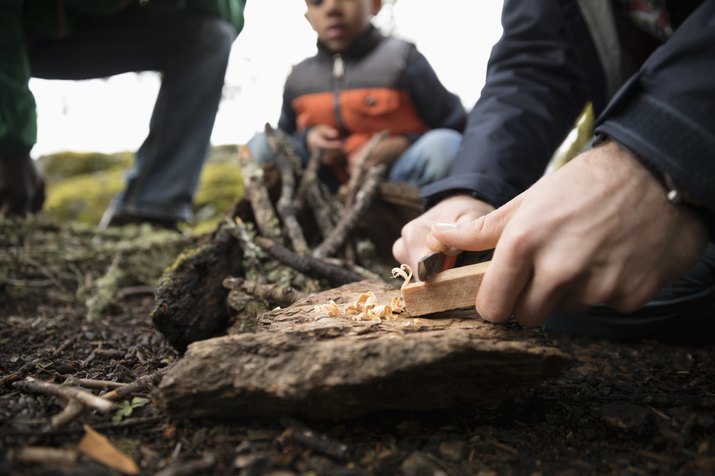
[{"left": 432, "top": 222, "right": 458, "bottom": 231}]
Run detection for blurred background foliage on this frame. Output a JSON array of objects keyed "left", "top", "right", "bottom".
[{"left": 39, "top": 144, "right": 244, "bottom": 233}]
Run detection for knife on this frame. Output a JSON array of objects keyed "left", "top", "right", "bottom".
[{"left": 417, "top": 248, "right": 495, "bottom": 281}]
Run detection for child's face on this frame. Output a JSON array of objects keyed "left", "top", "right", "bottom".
[{"left": 305, "top": 0, "right": 378, "bottom": 53}]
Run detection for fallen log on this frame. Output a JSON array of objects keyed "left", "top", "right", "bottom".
[{"left": 155, "top": 280, "right": 570, "bottom": 420}]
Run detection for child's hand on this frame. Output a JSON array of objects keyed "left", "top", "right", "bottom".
[
  {"left": 307, "top": 125, "right": 345, "bottom": 165},
  {"left": 364, "top": 135, "right": 410, "bottom": 168}
]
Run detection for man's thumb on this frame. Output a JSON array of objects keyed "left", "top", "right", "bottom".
[{"left": 430, "top": 199, "right": 518, "bottom": 251}]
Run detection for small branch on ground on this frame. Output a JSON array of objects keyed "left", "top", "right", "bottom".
[
  {"left": 224, "top": 217, "right": 266, "bottom": 279},
  {"left": 237, "top": 145, "right": 282, "bottom": 241},
  {"left": 295, "top": 149, "right": 323, "bottom": 212},
  {"left": 63, "top": 376, "right": 127, "bottom": 391},
  {"left": 154, "top": 454, "right": 217, "bottom": 476},
  {"left": 10, "top": 446, "right": 78, "bottom": 466},
  {"left": 312, "top": 164, "right": 386, "bottom": 259},
  {"left": 279, "top": 416, "right": 349, "bottom": 461},
  {"left": 254, "top": 236, "right": 366, "bottom": 286},
  {"left": 306, "top": 184, "right": 337, "bottom": 239},
  {"left": 14, "top": 377, "right": 116, "bottom": 413},
  {"left": 51, "top": 399, "right": 85, "bottom": 428},
  {"left": 266, "top": 124, "right": 310, "bottom": 255},
  {"left": 101, "top": 369, "right": 166, "bottom": 401},
  {"left": 344, "top": 130, "right": 388, "bottom": 210},
  {"left": 322, "top": 257, "right": 383, "bottom": 282}
]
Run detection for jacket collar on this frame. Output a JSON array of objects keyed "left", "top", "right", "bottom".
[{"left": 317, "top": 24, "right": 383, "bottom": 60}]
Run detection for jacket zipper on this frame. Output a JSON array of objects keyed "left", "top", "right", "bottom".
[{"left": 332, "top": 54, "right": 348, "bottom": 133}]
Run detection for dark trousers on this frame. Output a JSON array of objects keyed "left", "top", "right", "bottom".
[{"left": 26, "top": 3, "right": 238, "bottom": 221}]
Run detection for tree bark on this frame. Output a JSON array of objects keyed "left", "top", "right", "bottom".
[{"left": 156, "top": 281, "right": 570, "bottom": 420}]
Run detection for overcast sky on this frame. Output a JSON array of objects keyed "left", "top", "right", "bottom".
[{"left": 29, "top": 1, "right": 504, "bottom": 157}]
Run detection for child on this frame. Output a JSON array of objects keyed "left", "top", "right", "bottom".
[{"left": 247, "top": 0, "right": 466, "bottom": 190}]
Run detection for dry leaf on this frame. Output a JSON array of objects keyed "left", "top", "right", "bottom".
[{"left": 78, "top": 424, "right": 140, "bottom": 475}]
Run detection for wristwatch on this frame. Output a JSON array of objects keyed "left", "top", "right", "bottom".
[{"left": 591, "top": 133, "right": 702, "bottom": 207}]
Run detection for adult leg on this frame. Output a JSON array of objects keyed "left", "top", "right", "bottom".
[
  {"left": 26, "top": 3, "right": 238, "bottom": 224},
  {"left": 388, "top": 129, "right": 462, "bottom": 187}
]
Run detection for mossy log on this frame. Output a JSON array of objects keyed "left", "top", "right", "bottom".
[
  {"left": 151, "top": 226, "right": 243, "bottom": 353},
  {"left": 155, "top": 280, "right": 570, "bottom": 420}
]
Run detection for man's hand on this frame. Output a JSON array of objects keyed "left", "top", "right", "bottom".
[
  {"left": 428, "top": 140, "right": 709, "bottom": 327},
  {"left": 0, "top": 154, "right": 45, "bottom": 216},
  {"left": 306, "top": 124, "right": 345, "bottom": 166},
  {"left": 392, "top": 194, "right": 495, "bottom": 277}
]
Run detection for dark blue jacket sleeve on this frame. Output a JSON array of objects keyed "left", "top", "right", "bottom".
[
  {"left": 421, "top": 0, "right": 589, "bottom": 207},
  {"left": 595, "top": 0, "right": 715, "bottom": 216}
]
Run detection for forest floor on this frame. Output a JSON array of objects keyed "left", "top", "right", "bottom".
[{"left": 2, "top": 218, "right": 715, "bottom": 475}]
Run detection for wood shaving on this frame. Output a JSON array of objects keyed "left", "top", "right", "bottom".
[
  {"left": 391, "top": 264, "right": 413, "bottom": 289},
  {"left": 318, "top": 292, "right": 404, "bottom": 320},
  {"left": 319, "top": 300, "right": 340, "bottom": 317}
]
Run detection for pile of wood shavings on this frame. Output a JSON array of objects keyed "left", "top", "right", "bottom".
[
  {"left": 317, "top": 264, "right": 412, "bottom": 321},
  {"left": 319, "top": 291, "right": 404, "bottom": 321}
]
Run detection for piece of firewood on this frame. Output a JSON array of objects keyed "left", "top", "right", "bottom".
[{"left": 402, "top": 261, "right": 490, "bottom": 317}]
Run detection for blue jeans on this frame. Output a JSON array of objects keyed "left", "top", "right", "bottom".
[
  {"left": 27, "top": 3, "right": 238, "bottom": 222},
  {"left": 247, "top": 128, "right": 462, "bottom": 189},
  {"left": 544, "top": 242, "right": 715, "bottom": 344}
]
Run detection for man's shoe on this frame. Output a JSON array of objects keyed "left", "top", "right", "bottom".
[{"left": 98, "top": 209, "right": 180, "bottom": 232}]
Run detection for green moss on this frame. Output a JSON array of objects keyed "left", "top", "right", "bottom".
[
  {"left": 43, "top": 146, "right": 245, "bottom": 230},
  {"left": 44, "top": 169, "right": 124, "bottom": 225},
  {"left": 190, "top": 161, "right": 244, "bottom": 230},
  {"left": 39, "top": 151, "right": 132, "bottom": 182}
]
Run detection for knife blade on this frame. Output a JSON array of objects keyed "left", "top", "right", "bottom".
[{"left": 417, "top": 249, "right": 495, "bottom": 281}]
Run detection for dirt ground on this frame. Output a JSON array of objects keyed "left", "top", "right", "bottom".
[{"left": 2, "top": 220, "right": 715, "bottom": 475}]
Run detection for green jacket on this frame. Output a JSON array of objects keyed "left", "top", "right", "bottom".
[{"left": 0, "top": 0, "right": 246, "bottom": 156}]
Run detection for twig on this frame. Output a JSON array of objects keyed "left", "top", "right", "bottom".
[
  {"left": 14, "top": 377, "right": 116, "bottom": 413},
  {"left": 63, "top": 376, "right": 127, "bottom": 391},
  {"left": 154, "top": 454, "right": 217, "bottom": 476},
  {"left": 101, "top": 369, "right": 166, "bottom": 401},
  {"left": 0, "top": 416, "right": 163, "bottom": 437},
  {"left": 306, "top": 184, "right": 337, "bottom": 239},
  {"left": 280, "top": 416, "right": 349, "bottom": 461},
  {"left": 117, "top": 285, "right": 155, "bottom": 298},
  {"left": 322, "top": 257, "right": 383, "bottom": 281},
  {"left": 312, "top": 164, "right": 386, "bottom": 259},
  {"left": 254, "top": 236, "right": 365, "bottom": 286},
  {"left": 344, "top": 130, "right": 388, "bottom": 210},
  {"left": 11, "top": 446, "right": 78, "bottom": 466},
  {"left": 295, "top": 149, "right": 323, "bottom": 212},
  {"left": 225, "top": 217, "right": 265, "bottom": 278},
  {"left": 265, "top": 125, "right": 309, "bottom": 255},
  {"left": 51, "top": 399, "right": 85, "bottom": 428},
  {"left": 223, "top": 276, "right": 306, "bottom": 307},
  {"left": 237, "top": 145, "right": 282, "bottom": 241}
]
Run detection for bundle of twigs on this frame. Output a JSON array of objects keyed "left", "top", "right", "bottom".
[{"left": 234, "top": 125, "right": 390, "bottom": 288}]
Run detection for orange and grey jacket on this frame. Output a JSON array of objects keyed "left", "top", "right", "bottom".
[{"left": 277, "top": 25, "right": 466, "bottom": 180}]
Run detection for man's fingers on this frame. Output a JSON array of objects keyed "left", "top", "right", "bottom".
[
  {"left": 425, "top": 232, "right": 460, "bottom": 255},
  {"left": 430, "top": 196, "right": 520, "bottom": 252},
  {"left": 476, "top": 246, "right": 532, "bottom": 323},
  {"left": 511, "top": 262, "right": 579, "bottom": 327}
]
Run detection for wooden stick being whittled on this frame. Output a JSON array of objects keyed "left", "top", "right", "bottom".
[{"left": 402, "top": 261, "right": 490, "bottom": 317}]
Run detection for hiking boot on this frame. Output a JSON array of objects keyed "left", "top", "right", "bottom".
[{"left": 98, "top": 209, "right": 180, "bottom": 232}]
